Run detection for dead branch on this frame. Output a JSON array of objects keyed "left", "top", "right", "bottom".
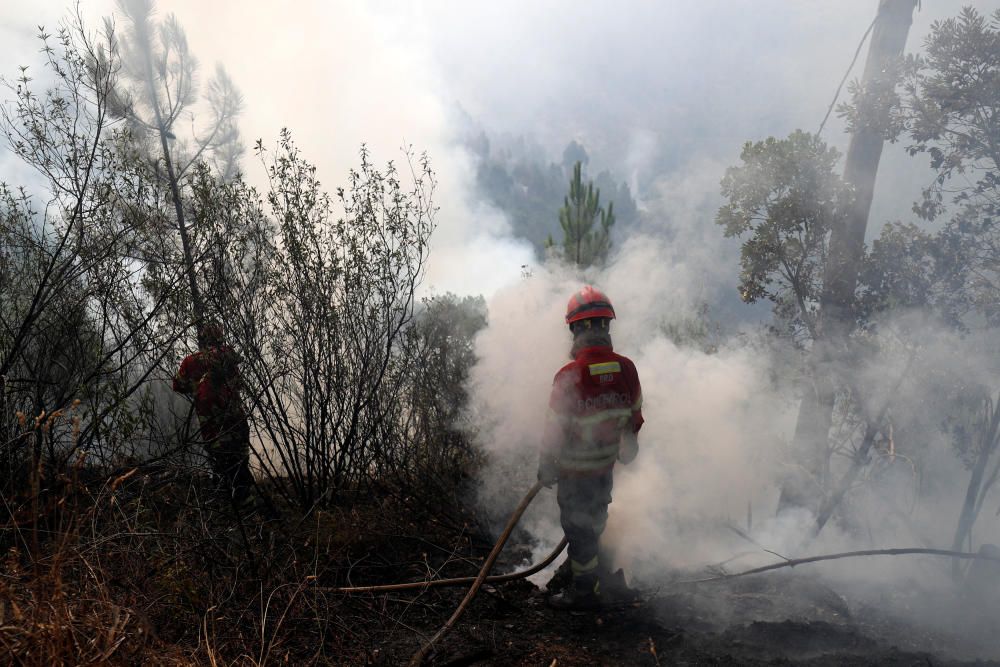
[
  {"left": 679, "top": 547, "right": 1000, "bottom": 585},
  {"left": 408, "top": 481, "right": 543, "bottom": 666}
]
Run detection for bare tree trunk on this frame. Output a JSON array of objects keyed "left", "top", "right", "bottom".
[
  {"left": 779, "top": 0, "right": 917, "bottom": 514},
  {"left": 154, "top": 110, "right": 205, "bottom": 323},
  {"left": 134, "top": 19, "right": 205, "bottom": 323},
  {"left": 951, "top": 396, "right": 1000, "bottom": 577}
]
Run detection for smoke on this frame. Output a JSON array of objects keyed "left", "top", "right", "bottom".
[
  {"left": 463, "top": 251, "right": 1000, "bottom": 664},
  {"left": 6, "top": 0, "right": 998, "bottom": 551},
  {"left": 4, "top": 0, "right": 1000, "bottom": 657},
  {"left": 139, "top": 0, "right": 541, "bottom": 296},
  {"left": 0, "top": 1, "right": 984, "bottom": 297},
  {"left": 0, "top": 0, "right": 536, "bottom": 296},
  {"left": 467, "top": 237, "right": 798, "bottom": 574},
  {"left": 466, "top": 235, "right": 1000, "bottom": 656}
]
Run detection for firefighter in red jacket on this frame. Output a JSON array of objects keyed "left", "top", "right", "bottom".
[
  {"left": 173, "top": 323, "right": 254, "bottom": 504},
  {"left": 538, "top": 286, "right": 643, "bottom": 610}
]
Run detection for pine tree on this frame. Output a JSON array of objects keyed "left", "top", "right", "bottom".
[
  {"left": 547, "top": 161, "right": 615, "bottom": 267},
  {"left": 112, "top": 0, "right": 244, "bottom": 324}
]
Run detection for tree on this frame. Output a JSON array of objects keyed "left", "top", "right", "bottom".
[
  {"left": 387, "top": 293, "right": 487, "bottom": 513},
  {"left": 786, "top": 0, "right": 917, "bottom": 513},
  {"left": 949, "top": 394, "right": 1000, "bottom": 571},
  {"left": 111, "top": 0, "right": 244, "bottom": 324},
  {"left": 561, "top": 139, "right": 589, "bottom": 170},
  {"left": 205, "top": 133, "right": 436, "bottom": 509},
  {"left": 867, "top": 6, "right": 1000, "bottom": 562},
  {"left": 470, "top": 135, "right": 639, "bottom": 259},
  {"left": 722, "top": 4, "right": 1000, "bottom": 529},
  {"left": 718, "top": 1, "right": 922, "bottom": 519},
  {"left": 874, "top": 7, "right": 1000, "bottom": 326},
  {"left": 0, "top": 16, "right": 183, "bottom": 493},
  {"left": 547, "top": 161, "right": 616, "bottom": 267},
  {"left": 717, "top": 131, "right": 852, "bottom": 345}
]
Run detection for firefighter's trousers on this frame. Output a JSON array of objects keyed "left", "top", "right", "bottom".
[
  {"left": 204, "top": 421, "right": 254, "bottom": 504},
  {"left": 556, "top": 470, "right": 613, "bottom": 579}
]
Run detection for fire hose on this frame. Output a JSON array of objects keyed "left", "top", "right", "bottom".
[
  {"left": 326, "top": 479, "right": 1000, "bottom": 665},
  {"left": 328, "top": 481, "right": 555, "bottom": 665},
  {"left": 334, "top": 535, "right": 567, "bottom": 595},
  {"left": 407, "top": 481, "right": 547, "bottom": 665}
]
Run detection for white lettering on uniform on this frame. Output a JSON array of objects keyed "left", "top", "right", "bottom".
[{"left": 577, "top": 392, "right": 630, "bottom": 411}]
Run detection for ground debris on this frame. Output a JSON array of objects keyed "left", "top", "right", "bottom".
[{"left": 400, "top": 564, "right": 1000, "bottom": 666}]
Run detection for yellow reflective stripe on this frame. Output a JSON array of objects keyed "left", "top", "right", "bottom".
[
  {"left": 563, "top": 444, "right": 619, "bottom": 461},
  {"left": 571, "top": 555, "right": 599, "bottom": 575},
  {"left": 588, "top": 361, "right": 621, "bottom": 375},
  {"left": 561, "top": 459, "right": 616, "bottom": 471},
  {"left": 573, "top": 408, "right": 632, "bottom": 426},
  {"left": 559, "top": 443, "right": 620, "bottom": 470},
  {"left": 632, "top": 394, "right": 643, "bottom": 411}
]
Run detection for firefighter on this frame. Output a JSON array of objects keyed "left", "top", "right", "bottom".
[
  {"left": 173, "top": 322, "right": 254, "bottom": 505},
  {"left": 538, "top": 286, "right": 643, "bottom": 610}
]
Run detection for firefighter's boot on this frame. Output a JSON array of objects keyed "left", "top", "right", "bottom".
[
  {"left": 599, "top": 567, "right": 639, "bottom": 603},
  {"left": 545, "top": 557, "right": 573, "bottom": 593},
  {"left": 547, "top": 573, "right": 601, "bottom": 611}
]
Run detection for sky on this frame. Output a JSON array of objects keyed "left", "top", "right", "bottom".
[{"left": 1, "top": 0, "right": 997, "bottom": 298}]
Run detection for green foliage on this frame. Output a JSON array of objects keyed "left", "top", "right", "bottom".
[
  {"left": 0, "top": 17, "right": 183, "bottom": 486},
  {"left": 723, "top": 7, "right": 1000, "bottom": 339},
  {"left": 469, "top": 134, "right": 639, "bottom": 259},
  {"left": 395, "top": 293, "right": 487, "bottom": 503},
  {"left": 113, "top": 0, "right": 244, "bottom": 180},
  {"left": 902, "top": 6, "right": 1000, "bottom": 222},
  {"left": 562, "top": 139, "right": 589, "bottom": 169},
  {"left": 658, "top": 303, "right": 723, "bottom": 355},
  {"left": 857, "top": 221, "right": 970, "bottom": 328},
  {"left": 110, "top": 0, "right": 245, "bottom": 325},
  {"left": 717, "top": 130, "right": 852, "bottom": 342},
  {"left": 903, "top": 7, "right": 1000, "bottom": 325},
  {"left": 549, "top": 161, "right": 616, "bottom": 267},
  {"left": 196, "top": 131, "right": 438, "bottom": 508},
  {"left": 842, "top": 7, "right": 1000, "bottom": 328}
]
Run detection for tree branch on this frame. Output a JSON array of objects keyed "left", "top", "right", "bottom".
[{"left": 679, "top": 547, "right": 1000, "bottom": 585}]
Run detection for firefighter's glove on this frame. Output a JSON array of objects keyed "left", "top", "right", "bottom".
[
  {"left": 619, "top": 432, "right": 639, "bottom": 465},
  {"left": 537, "top": 456, "right": 559, "bottom": 488}
]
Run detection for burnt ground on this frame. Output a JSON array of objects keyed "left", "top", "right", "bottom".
[
  {"left": 13, "top": 472, "right": 996, "bottom": 666},
  {"left": 359, "top": 551, "right": 1000, "bottom": 666}
]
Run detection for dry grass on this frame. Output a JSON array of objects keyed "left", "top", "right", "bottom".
[{"left": 0, "top": 460, "right": 483, "bottom": 666}]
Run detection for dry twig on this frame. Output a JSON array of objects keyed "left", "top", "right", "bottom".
[{"left": 679, "top": 547, "right": 1000, "bottom": 585}]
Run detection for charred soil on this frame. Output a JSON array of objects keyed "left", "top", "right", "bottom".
[{"left": 3, "top": 474, "right": 999, "bottom": 666}]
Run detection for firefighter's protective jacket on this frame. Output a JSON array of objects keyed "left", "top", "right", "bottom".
[
  {"left": 542, "top": 344, "right": 643, "bottom": 475},
  {"left": 172, "top": 345, "right": 247, "bottom": 442}
]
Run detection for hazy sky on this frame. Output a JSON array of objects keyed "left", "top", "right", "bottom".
[{"left": 1, "top": 1, "right": 997, "bottom": 297}]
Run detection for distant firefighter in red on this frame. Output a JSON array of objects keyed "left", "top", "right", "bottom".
[
  {"left": 173, "top": 322, "right": 254, "bottom": 504},
  {"left": 538, "top": 286, "right": 643, "bottom": 610}
]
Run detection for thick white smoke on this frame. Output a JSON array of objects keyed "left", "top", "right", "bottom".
[
  {"left": 467, "top": 232, "right": 1000, "bottom": 598},
  {"left": 149, "top": 1, "right": 538, "bottom": 297},
  {"left": 467, "top": 235, "right": 799, "bottom": 578},
  {"left": 7, "top": 0, "right": 999, "bottom": 572}
]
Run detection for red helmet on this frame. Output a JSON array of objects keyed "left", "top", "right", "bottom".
[{"left": 565, "top": 286, "right": 616, "bottom": 324}]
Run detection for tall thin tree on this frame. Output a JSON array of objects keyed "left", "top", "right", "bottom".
[
  {"left": 111, "top": 0, "right": 244, "bottom": 324},
  {"left": 780, "top": 0, "right": 919, "bottom": 513}
]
